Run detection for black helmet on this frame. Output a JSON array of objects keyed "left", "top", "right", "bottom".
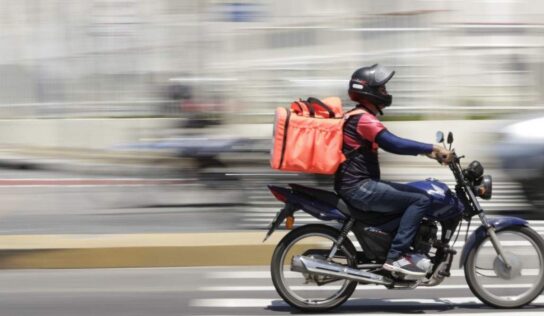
[{"left": 348, "top": 64, "right": 395, "bottom": 107}]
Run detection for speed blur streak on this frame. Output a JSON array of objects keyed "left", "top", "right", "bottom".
[
  {"left": 0, "top": 0, "right": 542, "bottom": 230},
  {"left": 0, "top": 0, "right": 542, "bottom": 228}
]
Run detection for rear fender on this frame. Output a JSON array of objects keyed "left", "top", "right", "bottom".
[
  {"left": 264, "top": 185, "right": 347, "bottom": 242},
  {"left": 459, "top": 216, "right": 528, "bottom": 268}
]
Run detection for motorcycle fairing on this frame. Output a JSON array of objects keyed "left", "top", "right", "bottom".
[{"left": 458, "top": 216, "right": 529, "bottom": 268}]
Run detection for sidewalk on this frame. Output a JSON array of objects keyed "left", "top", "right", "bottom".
[{"left": 0, "top": 231, "right": 286, "bottom": 269}]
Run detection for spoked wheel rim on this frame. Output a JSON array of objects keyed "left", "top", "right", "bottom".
[
  {"left": 466, "top": 228, "right": 544, "bottom": 307},
  {"left": 278, "top": 232, "right": 355, "bottom": 306}
]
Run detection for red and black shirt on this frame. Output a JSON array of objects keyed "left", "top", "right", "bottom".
[{"left": 334, "top": 107, "right": 433, "bottom": 192}]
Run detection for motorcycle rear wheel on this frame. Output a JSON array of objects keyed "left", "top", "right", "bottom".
[
  {"left": 270, "top": 224, "right": 358, "bottom": 312},
  {"left": 464, "top": 226, "right": 544, "bottom": 308}
]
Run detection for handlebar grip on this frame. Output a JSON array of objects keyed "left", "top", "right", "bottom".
[{"left": 436, "top": 152, "right": 454, "bottom": 165}]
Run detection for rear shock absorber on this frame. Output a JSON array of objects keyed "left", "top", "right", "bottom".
[{"left": 328, "top": 218, "right": 356, "bottom": 260}]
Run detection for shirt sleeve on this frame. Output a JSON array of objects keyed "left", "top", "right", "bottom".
[
  {"left": 356, "top": 114, "right": 386, "bottom": 142},
  {"left": 375, "top": 129, "right": 434, "bottom": 156}
]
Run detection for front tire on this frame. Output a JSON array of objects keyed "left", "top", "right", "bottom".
[
  {"left": 270, "top": 224, "right": 358, "bottom": 312},
  {"left": 464, "top": 226, "right": 544, "bottom": 308}
]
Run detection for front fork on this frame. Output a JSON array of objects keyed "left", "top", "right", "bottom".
[
  {"left": 460, "top": 163, "right": 512, "bottom": 269},
  {"left": 478, "top": 212, "right": 512, "bottom": 269}
]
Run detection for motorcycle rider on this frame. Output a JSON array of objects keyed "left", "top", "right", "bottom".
[{"left": 335, "top": 64, "right": 453, "bottom": 276}]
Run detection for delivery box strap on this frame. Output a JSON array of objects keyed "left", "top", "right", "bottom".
[{"left": 307, "top": 97, "right": 335, "bottom": 118}]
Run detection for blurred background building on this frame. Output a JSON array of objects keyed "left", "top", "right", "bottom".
[{"left": 1, "top": 0, "right": 543, "bottom": 119}]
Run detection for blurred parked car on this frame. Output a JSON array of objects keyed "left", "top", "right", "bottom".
[{"left": 496, "top": 114, "right": 544, "bottom": 207}]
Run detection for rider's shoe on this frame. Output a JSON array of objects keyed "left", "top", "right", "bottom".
[{"left": 382, "top": 254, "right": 429, "bottom": 276}]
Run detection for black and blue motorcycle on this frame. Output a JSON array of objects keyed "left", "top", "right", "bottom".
[{"left": 265, "top": 131, "right": 544, "bottom": 312}]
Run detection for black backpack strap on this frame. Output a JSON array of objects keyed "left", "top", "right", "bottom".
[
  {"left": 345, "top": 146, "right": 364, "bottom": 160},
  {"left": 299, "top": 99, "right": 315, "bottom": 117},
  {"left": 343, "top": 112, "right": 367, "bottom": 161}
]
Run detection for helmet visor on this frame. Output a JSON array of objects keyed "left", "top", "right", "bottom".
[{"left": 372, "top": 65, "right": 395, "bottom": 86}]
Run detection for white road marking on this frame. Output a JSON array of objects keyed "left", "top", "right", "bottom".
[
  {"left": 189, "top": 312, "right": 544, "bottom": 316},
  {"left": 190, "top": 295, "right": 544, "bottom": 308},
  {"left": 205, "top": 269, "right": 541, "bottom": 279},
  {"left": 199, "top": 283, "right": 534, "bottom": 292}
]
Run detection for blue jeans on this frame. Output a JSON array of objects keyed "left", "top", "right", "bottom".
[{"left": 339, "top": 179, "right": 432, "bottom": 261}]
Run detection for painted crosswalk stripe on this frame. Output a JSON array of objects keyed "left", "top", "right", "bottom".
[
  {"left": 188, "top": 312, "right": 544, "bottom": 316},
  {"left": 199, "top": 283, "right": 533, "bottom": 292},
  {"left": 205, "top": 268, "right": 541, "bottom": 279},
  {"left": 190, "top": 295, "right": 544, "bottom": 308}
]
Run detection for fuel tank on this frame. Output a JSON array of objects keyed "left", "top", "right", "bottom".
[{"left": 407, "top": 178, "right": 464, "bottom": 221}]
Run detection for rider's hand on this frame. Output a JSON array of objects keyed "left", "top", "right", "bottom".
[{"left": 427, "top": 145, "right": 453, "bottom": 165}]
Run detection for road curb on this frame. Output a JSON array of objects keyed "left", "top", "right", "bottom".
[{"left": 0, "top": 231, "right": 287, "bottom": 269}]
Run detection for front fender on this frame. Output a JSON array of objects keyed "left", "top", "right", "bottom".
[{"left": 459, "top": 216, "right": 528, "bottom": 268}]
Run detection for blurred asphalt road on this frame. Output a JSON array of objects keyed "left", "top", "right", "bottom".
[{"left": 1, "top": 267, "right": 543, "bottom": 316}]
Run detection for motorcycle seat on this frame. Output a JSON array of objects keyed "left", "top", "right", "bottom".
[
  {"left": 289, "top": 183, "right": 353, "bottom": 216},
  {"left": 288, "top": 183, "right": 400, "bottom": 226}
]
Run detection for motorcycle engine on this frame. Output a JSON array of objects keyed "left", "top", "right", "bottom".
[{"left": 412, "top": 219, "right": 438, "bottom": 253}]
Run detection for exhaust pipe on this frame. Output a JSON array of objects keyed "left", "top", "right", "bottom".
[{"left": 291, "top": 255, "right": 392, "bottom": 286}]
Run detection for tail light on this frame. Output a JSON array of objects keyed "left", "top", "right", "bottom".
[
  {"left": 271, "top": 190, "right": 288, "bottom": 202},
  {"left": 268, "top": 185, "right": 290, "bottom": 203}
]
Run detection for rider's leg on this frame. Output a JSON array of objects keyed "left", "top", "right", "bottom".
[{"left": 340, "top": 180, "right": 431, "bottom": 274}]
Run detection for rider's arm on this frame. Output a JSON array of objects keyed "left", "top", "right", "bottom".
[
  {"left": 355, "top": 114, "right": 433, "bottom": 156},
  {"left": 375, "top": 129, "right": 433, "bottom": 156}
]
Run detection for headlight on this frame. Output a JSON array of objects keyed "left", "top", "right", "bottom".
[
  {"left": 463, "top": 160, "right": 484, "bottom": 181},
  {"left": 474, "top": 175, "right": 492, "bottom": 200}
]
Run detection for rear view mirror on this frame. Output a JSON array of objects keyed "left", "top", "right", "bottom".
[
  {"left": 436, "top": 131, "right": 444, "bottom": 143},
  {"left": 447, "top": 132, "right": 454, "bottom": 144}
]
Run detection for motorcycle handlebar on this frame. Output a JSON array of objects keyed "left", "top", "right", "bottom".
[{"left": 440, "top": 150, "right": 464, "bottom": 166}]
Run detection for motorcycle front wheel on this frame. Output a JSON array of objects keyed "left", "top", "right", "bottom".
[
  {"left": 270, "top": 224, "right": 358, "bottom": 312},
  {"left": 464, "top": 226, "right": 544, "bottom": 308}
]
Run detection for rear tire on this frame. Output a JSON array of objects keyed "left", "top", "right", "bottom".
[{"left": 270, "top": 224, "right": 358, "bottom": 312}]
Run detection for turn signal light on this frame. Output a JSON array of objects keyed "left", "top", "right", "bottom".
[{"left": 286, "top": 216, "right": 295, "bottom": 229}]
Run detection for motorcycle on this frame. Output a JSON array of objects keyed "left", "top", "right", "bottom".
[{"left": 264, "top": 131, "right": 544, "bottom": 312}]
